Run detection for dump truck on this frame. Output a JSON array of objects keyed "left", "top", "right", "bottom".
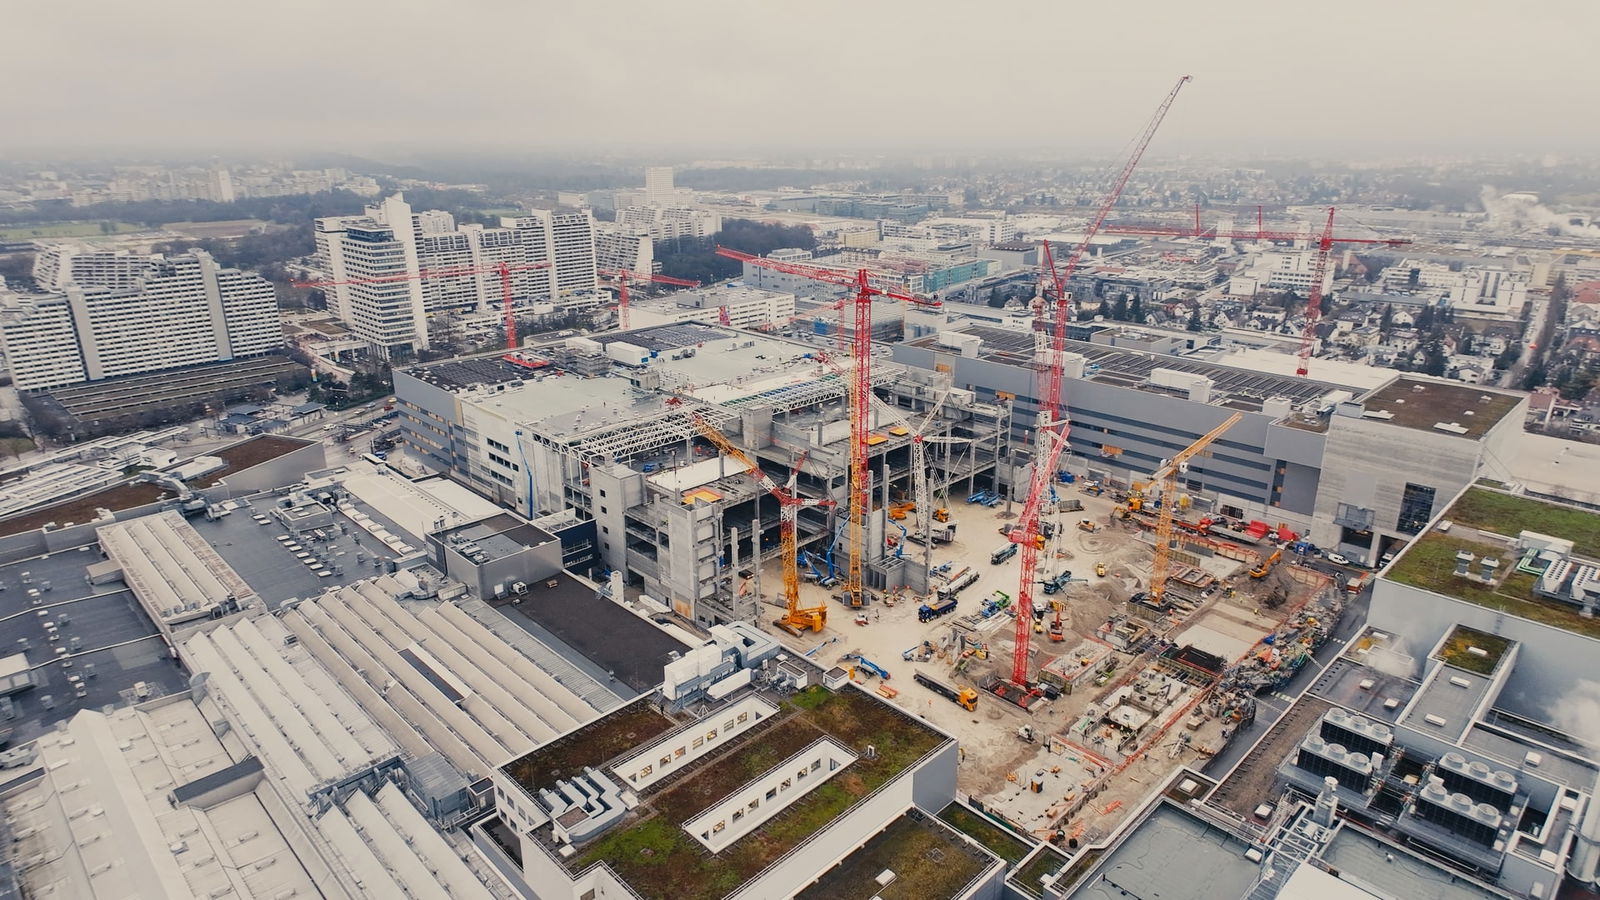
[
  {"left": 914, "top": 672, "right": 977, "bottom": 711},
  {"left": 918, "top": 595, "right": 958, "bottom": 622}
]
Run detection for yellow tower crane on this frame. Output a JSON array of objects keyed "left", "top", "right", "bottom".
[
  {"left": 692, "top": 416, "right": 835, "bottom": 635},
  {"left": 1146, "top": 412, "right": 1243, "bottom": 603}
]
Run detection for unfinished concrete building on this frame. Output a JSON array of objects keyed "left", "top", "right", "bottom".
[{"left": 394, "top": 322, "right": 1010, "bottom": 627}]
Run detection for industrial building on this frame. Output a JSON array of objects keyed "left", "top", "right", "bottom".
[
  {"left": 482, "top": 673, "right": 996, "bottom": 900},
  {"left": 624, "top": 283, "right": 797, "bottom": 331},
  {"left": 393, "top": 322, "right": 1010, "bottom": 626},
  {"left": 889, "top": 324, "right": 1527, "bottom": 566},
  {"left": 0, "top": 248, "right": 281, "bottom": 391}
]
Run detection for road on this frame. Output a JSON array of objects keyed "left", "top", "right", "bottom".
[{"left": 1502, "top": 295, "right": 1551, "bottom": 389}]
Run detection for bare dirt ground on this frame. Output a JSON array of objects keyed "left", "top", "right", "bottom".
[{"left": 757, "top": 480, "right": 1323, "bottom": 842}]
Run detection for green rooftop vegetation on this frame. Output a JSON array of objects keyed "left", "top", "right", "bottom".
[
  {"left": 1388, "top": 532, "right": 1600, "bottom": 640},
  {"left": 502, "top": 699, "right": 675, "bottom": 790},
  {"left": 794, "top": 811, "right": 994, "bottom": 900},
  {"left": 1437, "top": 625, "right": 1511, "bottom": 675},
  {"left": 1014, "top": 845, "right": 1076, "bottom": 899},
  {"left": 568, "top": 686, "right": 947, "bottom": 900},
  {"left": 938, "top": 803, "right": 1033, "bottom": 867},
  {"left": 1447, "top": 487, "right": 1600, "bottom": 559}
]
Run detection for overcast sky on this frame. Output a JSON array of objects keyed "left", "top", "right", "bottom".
[{"left": 3, "top": 0, "right": 1595, "bottom": 159}]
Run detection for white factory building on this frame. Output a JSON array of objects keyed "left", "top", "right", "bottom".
[
  {"left": 0, "top": 249, "right": 281, "bottom": 391},
  {"left": 625, "top": 284, "right": 796, "bottom": 331}
]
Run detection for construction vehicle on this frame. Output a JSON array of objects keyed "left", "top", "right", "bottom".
[
  {"left": 1078, "top": 519, "right": 1099, "bottom": 533},
  {"left": 799, "top": 550, "right": 837, "bottom": 588},
  {"left": 991, "top": 543, "right": 1019, "bottom": 565},
  {"left": 1095, "top": 562, "right": 1107, "bottom": 578},
  {"left": 692, "top": 416, "right": 835, "bottom": 634},
  {"left": 918, "top": 595, "right": 959, "bottom": 623},
  {"left": 1250, "top": 548, "right": 1283, "bottom": 579},
  {"left": 902, "top": 641, "right": 934, "bottom": 662},
  {"left": 935, "top": 566, "right": 979, "bottom": 603},
  {"left": 914, "top": 672, "right": 978, "bottom": 711},
  {"left": 888, "top": 500, "right": 915, "bottom": 521},
  {"left": 980, "top": 592, "right": 1012, "bottom": 618},
  {"left": 1040, "top": 571, "right": 1086, "bottom": 595},
  {"left": 842, "top": 653, "right": 890, "bottom": 680},
  {"left": 1017, "top": 725, "right": 1037, "bottom": 743},
  {"left": 932, "top": 507, "right": 951, "bottom": 523}
]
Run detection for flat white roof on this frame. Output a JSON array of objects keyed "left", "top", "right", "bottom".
[
  {"left": 3, "top": 705, "right": 321, "bottom": 900},
  {"left": 1505, "top": 432, "right": 1600, "bottom": 508},
  {"left": 1212, "top": 347, "right": 1398, "bottom": 392},
  {"left": 340, "top": 466, "right": 495, "bottom": 542}
]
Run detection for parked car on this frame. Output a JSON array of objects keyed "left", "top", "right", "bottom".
[{"left": 1325, "top": 553, "right": 1351, "bottom": 566}]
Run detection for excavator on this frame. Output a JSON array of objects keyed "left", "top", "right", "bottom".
[{"left": 1250, "top": 547, "right": 1283, "bottom": 579}]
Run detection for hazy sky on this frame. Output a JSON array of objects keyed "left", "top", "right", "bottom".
[{"left": 3, "top": 0, "right": 1595, "bottom": 158}]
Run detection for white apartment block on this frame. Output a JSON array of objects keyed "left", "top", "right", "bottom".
[
  {"left": 644, "top": 165, "right": 676, "bottom": 206},
  {"left": 617, "top": 206, "right": 721, "bottom": 240},
  {"left": 1233, "top": 248, "right": 1336, "bottom": 296},
  {"left": 0, "top": 250, "right": 280, "bottom": 391},
  {"left": 315, "top": 194, "right": 600, "bottom": 357},
  {"left": 594, "top": 224, "right": 654, "bottom": 275},
  {"left": 32, "top": 244, "right": 154, "bottom": 292},
  {"left": 1380, "top": 259, "right": 1529, "bottom": 319}
]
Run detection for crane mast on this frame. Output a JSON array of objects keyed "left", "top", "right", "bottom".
[
  {"left": 1146, "top": 412, "right": 1242, "bottom": 603},
  {"left": 692, "top": 416, "right": 834, "bottom": 633},
  {"left": 1296, "top": 208, "right": 1339, "bottom": 377},
  {"left": 713, "top": 249, "right": 936, "bottom": 609},
  {"left": 600, "top": 268, "right": 699, "bottom": 330},
  {"left": 1009, "top": 75, "right": 1192, "bottom": 686}
]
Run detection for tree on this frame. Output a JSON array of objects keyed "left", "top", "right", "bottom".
[
  {"left": 1111, "top": 295, "right": 1129, "bottom": 322},
  {"left": 1128, "top": 295, "right": 1145, "bottom": 324},
  {"left": 1407, "top": 267, "right": 1421, "bottom": 288},
  {"left": 1186, "top": 307, "right": 1203, "bottom": 332},
  {"left": 1521, "top": 363, "right": 1549, "bottom": 390},
  {"left": 1379, "top": 303, "right": 1394, "bottom": 337},
  {"left": 1493, "top": 343, "right": 1522, "bottom": 371},
  {"left": 1457, "top": 331, "right": 1474, "bottom": 355},
  {"left": 1415, "top": 304, "right": 1436, "bottom": 332},
  {"left": 986, "top": 288, "right": 1005, "bottom": 309},
  {"left": 1420, "top": 341, "right": 1448, "bottom": 377},
  {"left": 655, "top": 219, "right": 817, "bottom": 283}
]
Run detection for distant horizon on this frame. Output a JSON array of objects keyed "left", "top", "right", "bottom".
[{"left": 4, "top": 1, "right": 1596, "bottom": 160}]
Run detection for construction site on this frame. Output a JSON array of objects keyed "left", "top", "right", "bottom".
[
  {"left": 759, "top": 459, "right": 1346, "bottom": 851},
  {"left": 381, "top": 75, "right": 1373, "bottom": 876}
]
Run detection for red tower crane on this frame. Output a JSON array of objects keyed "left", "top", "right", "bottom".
[
  {"left": 295, "top": 260, "right": 551, "bottom": 353},
  {"left": 1008, "top": 75, "right": 1192, "bottom": 687},
  {"left": 1296, "top": 208, "right": 1339, "bottom": 376},
  {"left": 600, "top": 268, "right": 700, "bottom": 330},
  {"left": 715, "top": 247, "right": 938, "bottom": 607}
]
